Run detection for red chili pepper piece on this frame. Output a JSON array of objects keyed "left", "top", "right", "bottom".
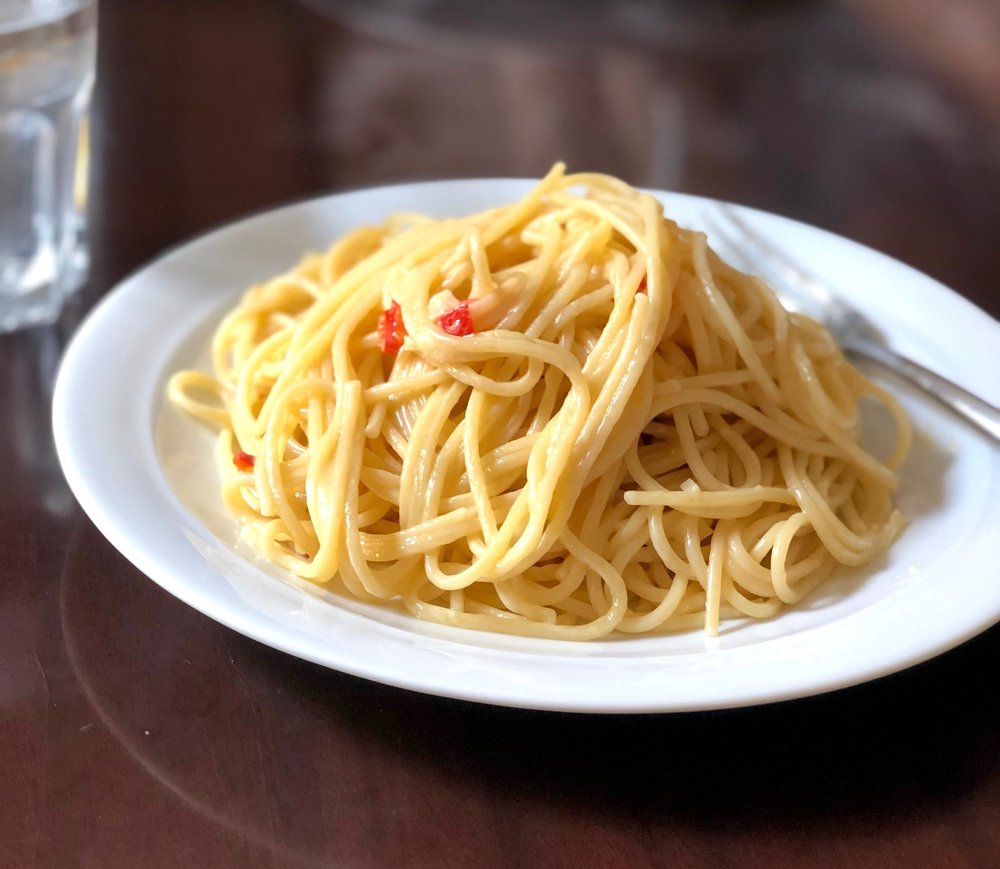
[
  {"left": 436, "top": 302, "right": 475, "bottom": 337},
  {"left": 233, "top": 450, "right": 255, "bottom": 472},
  {"left": 378, "top": 300, "right": 406, "bottom": 354}
]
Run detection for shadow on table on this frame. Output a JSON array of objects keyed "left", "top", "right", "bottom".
[{"left": 58, "top": 512, "right": 1000, "bottom": 866}]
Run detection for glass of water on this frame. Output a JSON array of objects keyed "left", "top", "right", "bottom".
[{"left": 0, "top": 0, "right": 96, "bottom": 333}]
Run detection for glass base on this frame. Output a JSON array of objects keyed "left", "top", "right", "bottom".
[{"left": 0, "top": 262, "right": 87, "bottom": 333}]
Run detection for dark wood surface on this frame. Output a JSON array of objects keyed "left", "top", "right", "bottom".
[{"left": 3, "top": 1, "right": 999, "bottom": 866}]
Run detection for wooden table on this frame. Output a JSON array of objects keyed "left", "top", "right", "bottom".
[{"left": 4, "top": 1, "right": 999, "bottom": 866}]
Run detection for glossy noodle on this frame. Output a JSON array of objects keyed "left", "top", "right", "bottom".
[{"left": 168, "top": 165, "right": 910, "bottom": 638}]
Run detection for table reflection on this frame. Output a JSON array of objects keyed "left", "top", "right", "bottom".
[
  {"left": 4, "top": 315, "right": 83, "bottom": 521},
  {"left": 58, "top": 512, "right": 999, "bottom": 865}
]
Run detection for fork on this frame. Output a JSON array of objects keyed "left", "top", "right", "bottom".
[{"left": 703, "top": 205, "right": 1000, "bottom": 443}]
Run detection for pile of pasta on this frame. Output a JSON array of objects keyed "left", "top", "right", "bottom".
[{"left": 169, "top": 165, "right": 910, "bottom": 638}]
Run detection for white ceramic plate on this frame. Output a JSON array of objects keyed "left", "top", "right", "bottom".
[{"left": 53, "top": 179, "right": 1000, "bottom": 713}]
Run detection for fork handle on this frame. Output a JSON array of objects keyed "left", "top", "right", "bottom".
[{"left": 848, "top": 341, "right": 1000, "bottom": 442}]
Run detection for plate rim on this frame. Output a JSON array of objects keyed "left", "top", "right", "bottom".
[{"left": 53, "top": 178, "right": 1000, "bottom": 713}]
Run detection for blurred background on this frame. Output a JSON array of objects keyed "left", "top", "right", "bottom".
[
  {"left": 87, "top": 0, "right": 1000, "bottom": 315},
  {"left": 5, "top": 3, "right": 1000, "bottom": 866}
]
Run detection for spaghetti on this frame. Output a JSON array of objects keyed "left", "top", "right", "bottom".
[{"left": 168, "top": 165, "right": 910, "bottom": 638}]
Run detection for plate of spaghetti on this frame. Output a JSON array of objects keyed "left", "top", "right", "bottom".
[{"left": 53, "top": 167, "right": 1000, "bottom": 712}]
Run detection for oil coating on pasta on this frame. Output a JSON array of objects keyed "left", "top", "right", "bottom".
[{"left": 169, "top": 165, "right": 910, "bottom": 638}]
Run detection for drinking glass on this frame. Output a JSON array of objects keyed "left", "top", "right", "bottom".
[{"left": 0, "top": 0, "right": 96, "bottom": 332}]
